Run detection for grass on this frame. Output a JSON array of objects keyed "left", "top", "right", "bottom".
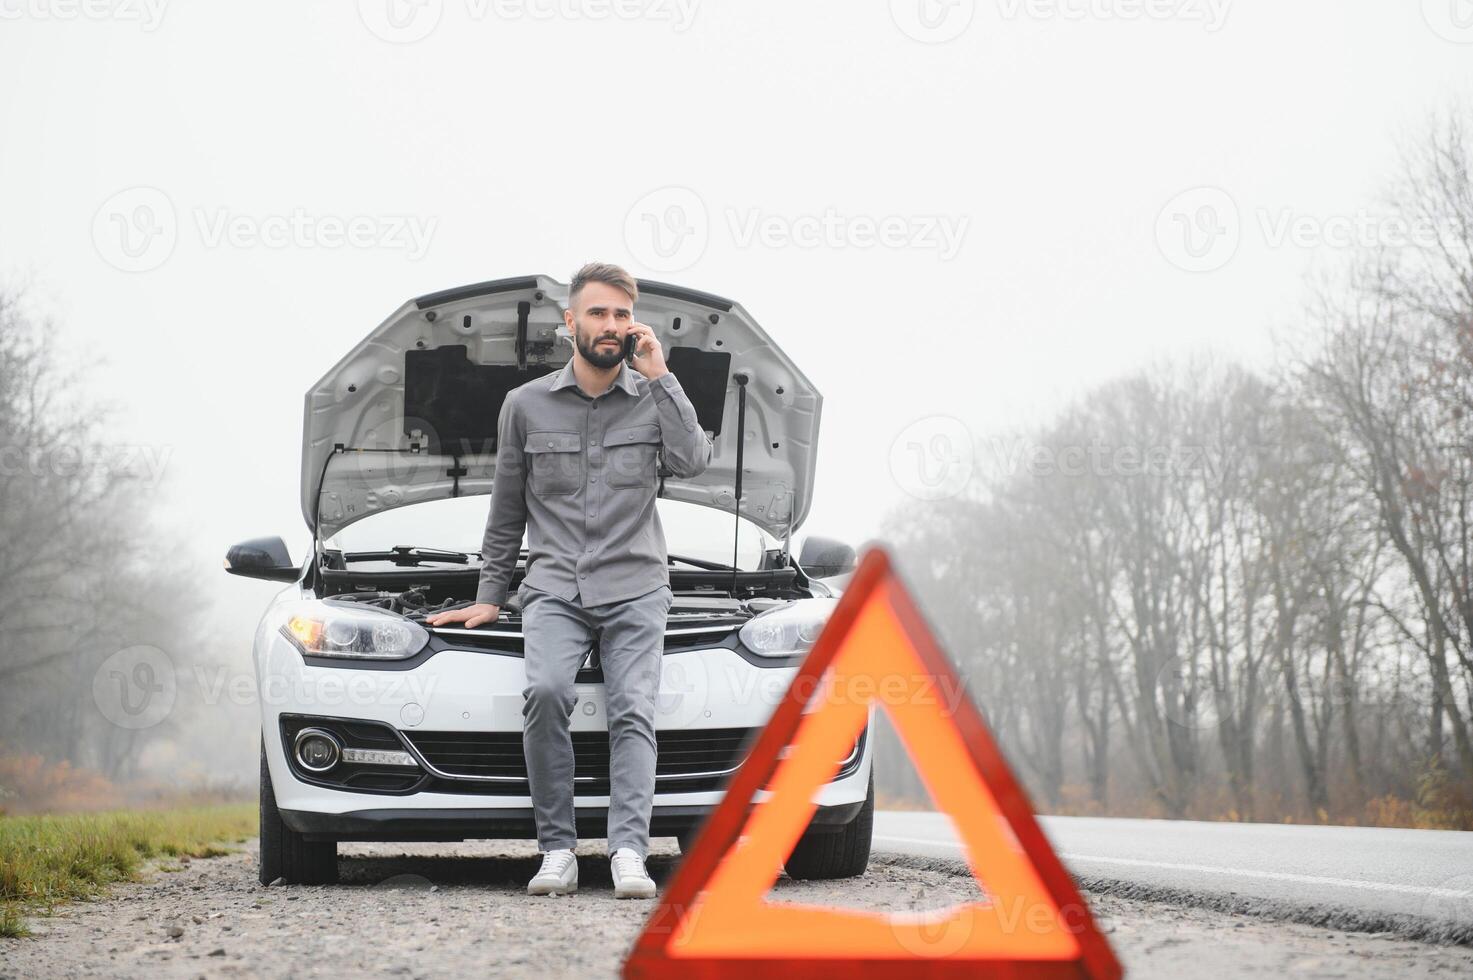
[{"left": 0, "top": 803, "right": 255, "bottom": 938}]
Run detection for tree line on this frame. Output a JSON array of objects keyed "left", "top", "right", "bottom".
[{"left": 876, "top": 111, "right": 1473, "bottom": 828}]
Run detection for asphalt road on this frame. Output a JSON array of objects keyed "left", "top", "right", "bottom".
[
  {"left": 873, "top": 811, "right": 1473, "bottom": 939},
  {"left": 7, "top": 837, "right": 1473, "bottom": 978}
]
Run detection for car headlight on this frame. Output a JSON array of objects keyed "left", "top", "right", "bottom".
[
  {"left": 738, "top": 598, "right": 838, "bottom": 658},
  {"left": 276, "top": 601, "right": 429, "bottom": 661}
]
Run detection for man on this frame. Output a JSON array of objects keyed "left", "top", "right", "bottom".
[{"left": 426, "top": 263, "right": 713, "bottom": 899}]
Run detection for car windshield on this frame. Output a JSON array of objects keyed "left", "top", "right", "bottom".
[{"left": 323, "top": 496, "right": 774, "bottom": 571}]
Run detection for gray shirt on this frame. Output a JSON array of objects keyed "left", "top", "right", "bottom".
[{"left": 475, "top": 356, "right": 714, "bottom": 608}]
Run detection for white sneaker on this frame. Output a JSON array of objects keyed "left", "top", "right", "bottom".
[
  {"left": 527, "top": 848, "right": 578, "bottom": 896},
  {"left": 610, "top": 847, "right": 656, "bottom": 899}
]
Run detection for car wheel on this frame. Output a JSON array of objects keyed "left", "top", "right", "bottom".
[
  {"left": 783, "top": 770, "right": 874, "bottom": 880},
  {"left": 259, "top": 736, "right": 338, "bottom": 885}
]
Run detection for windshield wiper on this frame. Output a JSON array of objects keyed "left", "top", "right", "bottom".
[{"left": 343, "top": 546, "right": 472, "bottom": 567}]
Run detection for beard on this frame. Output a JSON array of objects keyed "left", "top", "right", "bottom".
[{"left": 575, "top": 321, "right": 626, "bottom": 369}]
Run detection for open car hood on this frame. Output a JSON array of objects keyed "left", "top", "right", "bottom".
[{"left": 302, "top": 275, "right": 822, "bottom": 545}]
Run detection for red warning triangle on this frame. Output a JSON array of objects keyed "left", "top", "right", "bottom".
[{"left": 624, "top": 544, "right": 1122, "bottom": 979}]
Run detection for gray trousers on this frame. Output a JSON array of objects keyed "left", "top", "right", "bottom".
[{"left": 518, "top": 580, "right": 673, "bottom": 857}]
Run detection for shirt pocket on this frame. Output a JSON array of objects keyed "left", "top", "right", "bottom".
[
  {"left": 605, "top": 422, "right": 661, "bottom": 489},
  {"left": 524, "top": 430, "right": 583, "bottom": 495}
]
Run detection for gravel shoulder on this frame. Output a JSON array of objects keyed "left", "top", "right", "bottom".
[{"left": 2, "top": 839, "right": 1471, "bottom": 979}]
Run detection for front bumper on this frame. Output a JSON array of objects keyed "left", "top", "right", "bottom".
[
  {"left": 257, "top": 625, "right": 874, "bottom": 836},
  {"left": 280, "top": 798, "right": 867, "bottom": 843}
]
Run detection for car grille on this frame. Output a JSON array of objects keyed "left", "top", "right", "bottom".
[
  {"left": 403, "top": 726, "right": 757, "bottom": 791},
  {"left": 402, "top": 725, "right": 867, "bottom": 796}
]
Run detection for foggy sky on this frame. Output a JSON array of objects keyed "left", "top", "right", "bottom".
[{"left": 2, "top": 0, "right": 1471, "bottom": 596}]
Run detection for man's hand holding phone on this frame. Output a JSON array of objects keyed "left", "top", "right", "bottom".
[
  {"left": 623, "top": 321, "right": 668, "bottom": 380},
  {"left": 425, "top": 602, "right": 501, "bottom": 629}
]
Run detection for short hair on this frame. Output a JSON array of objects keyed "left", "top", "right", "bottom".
[{"left": 568, "top": 261, "right": 638, "bottom": 309}]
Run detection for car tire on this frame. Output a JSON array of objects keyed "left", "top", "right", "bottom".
[
  {"left": 259, "top": 737, "right": 338, "bottom": 885},
  {"left": 783, "top": 770, "right": 874, "bottom": 880}
]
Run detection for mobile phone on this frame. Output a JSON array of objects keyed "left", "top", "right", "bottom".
[{"left": 623, "top": 333, "right": 638, "bottom": 364}]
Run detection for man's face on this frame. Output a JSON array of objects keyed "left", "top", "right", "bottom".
[{"left": 566, "top": 281, "right": 634, "bottom": 369}]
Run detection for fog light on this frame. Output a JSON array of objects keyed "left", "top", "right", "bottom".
[{"left": 294, "top": 728, "right": 341, "bottom": 772}]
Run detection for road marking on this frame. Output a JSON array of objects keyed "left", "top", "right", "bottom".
[{"left": 870, "top": 835, "right": 1473, "bottom": 900}]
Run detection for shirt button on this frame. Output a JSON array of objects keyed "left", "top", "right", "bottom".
[{"left": 590, "top": 476, "right": 597, "bottom": 483}]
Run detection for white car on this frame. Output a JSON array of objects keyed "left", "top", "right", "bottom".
[{"left": 226, "top": 274, "right": 871, "bottom": 885}]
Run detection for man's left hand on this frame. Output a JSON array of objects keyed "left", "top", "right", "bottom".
[{"left": 626, "top": 321, "right": 668, "bottom": 380}]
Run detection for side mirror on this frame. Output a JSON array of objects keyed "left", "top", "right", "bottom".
[
  {"left": 798, "top": 535, "right": 856, "bottom": 579},
  {"left": 224, "top": 536, "right": 300, "bottom": 583}
]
